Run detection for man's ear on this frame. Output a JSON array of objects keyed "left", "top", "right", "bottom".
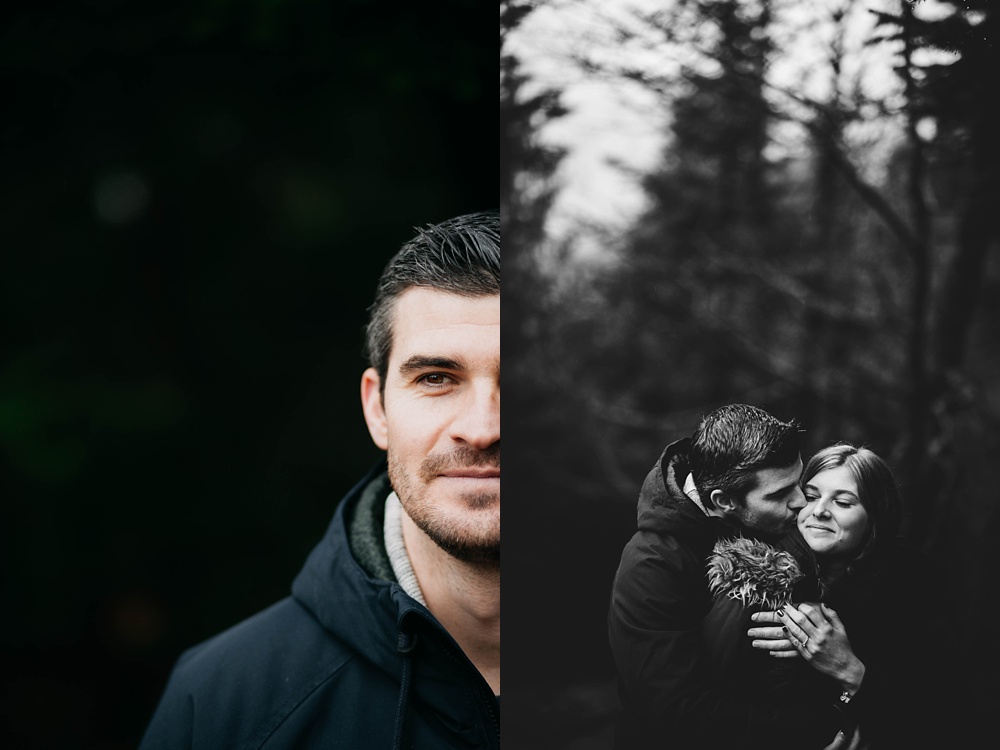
[
  {"left": 360, "top": 367, "right": 388, "bottom": 451},
  {"left": 709, "top": 489, "right": 737, "bottom": 516}
]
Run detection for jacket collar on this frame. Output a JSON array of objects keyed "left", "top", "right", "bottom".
[
  {"left": 291, "top": 461, "right": 445, "bottom": 669},
  {"left": 290, "top": 461, "right": 498, "bottom": 744}
]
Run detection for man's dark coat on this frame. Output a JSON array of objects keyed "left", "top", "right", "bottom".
[
  {"left": 138, "top": 461, "right": 500, "bottom": 750},
  {"left": 608, "top": 439, "right": 831, "bottom": 749}
]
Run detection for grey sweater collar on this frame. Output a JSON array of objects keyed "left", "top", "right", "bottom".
[{"left": 384, "top": 491, "right": 427, "bottom": 605}]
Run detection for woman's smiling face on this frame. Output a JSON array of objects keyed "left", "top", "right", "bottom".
[{"left": 798, "top": 465, "right": 871, "bottom": 560}]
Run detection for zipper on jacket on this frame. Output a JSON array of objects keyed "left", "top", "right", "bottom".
[
  {"left": 434, "top": 629, "right": 500, "bottom": 748},
  {"left": 392, "top": 630, "right": 418, "bottom": 750}
]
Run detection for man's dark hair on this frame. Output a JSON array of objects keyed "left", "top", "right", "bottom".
[
  {"left": 364, "top": 209, "right": 499, "bottom": 389},
  {"left": 689, "top": 403, "right": 802, "bottom": 503}
]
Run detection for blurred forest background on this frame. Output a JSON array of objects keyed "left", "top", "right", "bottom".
[
  {"left": 0, "top": 1, "right": 492, "bottom": 747},
  {"left": 504, "top": 0, "right": 998, "bottom": 748}
]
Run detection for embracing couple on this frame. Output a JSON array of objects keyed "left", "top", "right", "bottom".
[{"left": 608, "top": 404, "right": 941, "bottom": 750}]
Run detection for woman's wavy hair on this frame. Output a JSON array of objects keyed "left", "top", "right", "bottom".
[{"left": 802, "top": 442, "right": 902, "bottom": 579}]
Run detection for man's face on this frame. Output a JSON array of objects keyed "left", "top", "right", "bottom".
[
  {"left": 730, "top": 457, "right": 804, "bottom": 539},
  {"left": 361, "top": 288, "right": 500, "bottom": 566}
]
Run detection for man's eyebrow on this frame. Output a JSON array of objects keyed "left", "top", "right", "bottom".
[
  {"left": 765, "top": 482, "right": 799, "bottom": 499},
  {"left": 398, "top": 355, "right": 463, "bottom": 374}
]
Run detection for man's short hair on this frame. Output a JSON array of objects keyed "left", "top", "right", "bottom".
[
  {"left": 689, "top": 403, "right": 802, "bottom": 502},
  {"left": 364, "top": 209, "right": 500, "bottom": 388}
]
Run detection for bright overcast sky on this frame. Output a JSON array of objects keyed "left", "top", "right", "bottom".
[
  {"left": 506, "top": 0, "right": 670, "bottom": 246},
  {"left": 505, "top": 0, "right": 957, "bottom": 254}
]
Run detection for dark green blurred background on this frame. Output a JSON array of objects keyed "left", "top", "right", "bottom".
[{"left": 0, "top": 2, "right": 493, "bottom": 747}]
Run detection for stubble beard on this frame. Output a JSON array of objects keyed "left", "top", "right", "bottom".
[
  {"left": 388, "top": 443, "right": 500, "bottom": 568},
  {"left": 731, "top": 504, "right": 793, "bottom": 545}
]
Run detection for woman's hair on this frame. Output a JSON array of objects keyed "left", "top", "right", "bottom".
[{"left": 802, "top": 442, "right": 902, "bottom": 577}]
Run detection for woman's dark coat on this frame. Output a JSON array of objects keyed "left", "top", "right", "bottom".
[{"left": 704, "top": 528, "right": 942, "bottom": 749}]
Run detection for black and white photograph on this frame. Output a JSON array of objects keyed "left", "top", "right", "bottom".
[{"left": 504, "top": 0, "right": 997, "bottom": 748}]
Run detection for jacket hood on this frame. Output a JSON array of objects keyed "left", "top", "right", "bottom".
[
  {"left": 290, "top": 460, "right": 498, "bottom": 748},
  {"left": 637, "top": 438, "right": 722, "bottom": 537},
  {"left": 291, "top": 463, "right": 420, "bottom": 679}
]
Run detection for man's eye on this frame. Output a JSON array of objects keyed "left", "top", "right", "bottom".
[{"left": 420, "top": 373, "right": 449, "bottom": 385}]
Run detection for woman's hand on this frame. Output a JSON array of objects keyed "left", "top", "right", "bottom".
[
  {"left": 778, "top": 602, "right": 866, "bottom": 693},
  {"left": 822, "top": 726, "right": 865, "bottom": 750}
]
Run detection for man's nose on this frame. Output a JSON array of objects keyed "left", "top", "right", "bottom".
[
  {"left": 787, "top": 486, "right": 806, "bottom": 512},
  {"left": 450, "top": 380, "right": 500, "bottom": 449}
]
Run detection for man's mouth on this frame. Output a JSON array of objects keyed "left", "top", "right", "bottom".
[
  {"left": 420, "top": 445, "right": 500, "bottom": 482},
  {"left": 439, "top": 469, "right": 500, "bottom": 479}
]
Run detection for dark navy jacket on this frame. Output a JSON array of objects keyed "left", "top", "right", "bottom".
[{"left": 138, "top": 462, "right": 500, "bottom": 750}]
